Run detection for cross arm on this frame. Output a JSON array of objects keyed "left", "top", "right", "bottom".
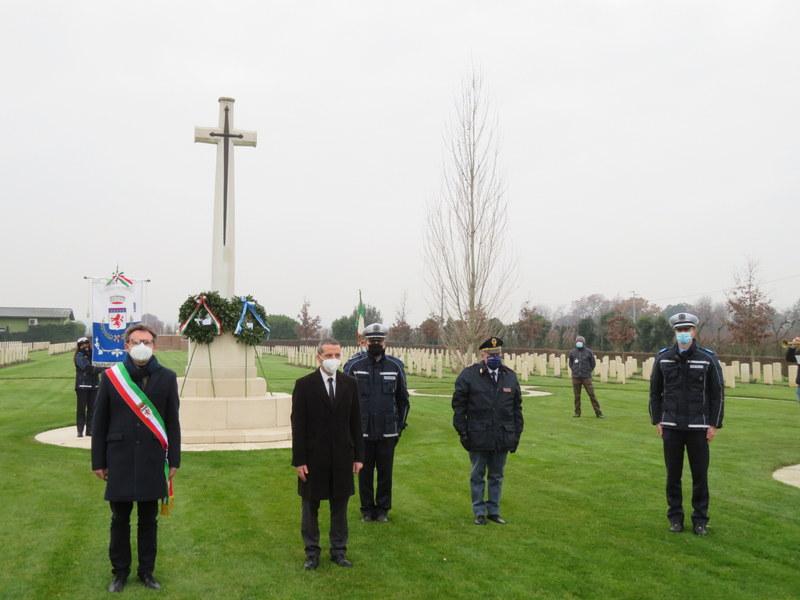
[{"left": 195, "top": 127, "right": 219, "bottom": 144}]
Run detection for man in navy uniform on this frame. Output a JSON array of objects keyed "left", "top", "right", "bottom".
[
  {"left": 344, "top": 323, "right": 410, "bottom": 522},
  {"left": 649, "top": 313, "right": 724, "bottom": 536},
  {"left": 452, "top": 337, "right": 523, "bottom": 525}
]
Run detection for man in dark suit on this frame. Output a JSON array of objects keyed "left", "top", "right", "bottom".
[
  {"left": 92, "top": 324, "right": 181, "bottom": 592},
  {"left": 291, "top": 338, "right": 364, "bottom": 570}
]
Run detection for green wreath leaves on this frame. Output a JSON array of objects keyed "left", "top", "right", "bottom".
[
  {"left": 177, "top": 291, "right": 237, "bottom": 344},
  {"left": 230, "top": 295, "right": 271, "bottom": 346},
  {"left": 178, "top": 292, "right": 270, "bottom": 346}
]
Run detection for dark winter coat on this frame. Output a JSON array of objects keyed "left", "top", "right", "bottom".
[
  {"left": 74, "top": 350, "right": 101, "bottom": 390},
  {"left": 786, "top": 347, "right": 800, "bottom": 385},
  {"left": 649, "top": 341, "right": 724, "bottom": 430},
  {"left": 91, "top": 356, "right": 181, "bottom": 502},
  {"left": 567, "top": 347, "right": 596, "bottom": 379},
  {"left": 344, "top": 352, "right": 410, "bottom": 440},
  {"left": 291, "top": 369, "right": 365, "bottom": 501},
  {"left": 452, "top": 362, "right": 523, "bottom": 453}
]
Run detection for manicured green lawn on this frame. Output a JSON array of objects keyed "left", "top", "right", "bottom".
[{"left": 0, "top": 351, "right": 798, "bottom": 599}]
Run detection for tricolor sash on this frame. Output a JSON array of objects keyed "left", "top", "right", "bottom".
[{"left": 106, "top": 363, "right": 173, "bottom": 512}]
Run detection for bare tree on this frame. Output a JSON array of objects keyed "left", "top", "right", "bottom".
[
  {"left": 727, "top": 261, "right": 772, "bottom": 361},
  {"left": 424, "top": 68, "right": 515, "bottom": 366}
]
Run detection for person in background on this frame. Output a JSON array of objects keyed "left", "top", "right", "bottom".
[
  {"left": 567, "top": 336, "right": 604, "bottom": 418},
  {"left": 74, "top": 336, "right": 101, "bottom": 437},
  {"left": 785, "top": 336, "right": 800, "bottom": 402}
]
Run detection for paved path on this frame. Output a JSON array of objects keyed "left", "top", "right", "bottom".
[
  {"left": 773, "top": 464, "right": 800, "bottom": 489},
  {"left": 35, "top": 426, "right": 291, "bottom": 452}
]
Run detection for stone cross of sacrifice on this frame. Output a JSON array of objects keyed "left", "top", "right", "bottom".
[{"left": 194, "top": 97, "right": 257, "bottom": 298}]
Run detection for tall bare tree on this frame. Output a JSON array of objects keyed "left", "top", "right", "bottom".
[
  {"left": 425, "top": 69, "right": 515, "bottom": 365},
  {"left": 727, "top": 261, "right": 772, "bottom": 361}
]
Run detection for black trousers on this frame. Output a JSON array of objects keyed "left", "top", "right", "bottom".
[
  {"left": 301, "top": 496, "right": 349, "bottom": 559},
  {"left": 662, "top": 428, "right": 710, "bottom": 525},
  {"left": 76, "top": 388, "right": 96, "bottom": 436},
  {"left": 359, "top": 437, "right": 398, "bottom": 515},
  {"left": 109, "top": 500, "right": 158, "bottom": 578}
]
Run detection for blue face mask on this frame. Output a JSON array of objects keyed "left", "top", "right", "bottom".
[
  {"left": 486, "top": 355, "right": 502, "bottom": 369},
  {"left": 675, "top": 331, "right": 693, "bottom": 345},
  {"left": 576, "top": 342, "right": 584, "bottom": 349}
]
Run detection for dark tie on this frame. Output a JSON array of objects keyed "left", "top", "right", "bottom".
[
  {"left": 327, "top": 377, "right": 335, "bottom": 403},
  {"left": 492, "top": 371, "right": 498, "bottom": 385}
]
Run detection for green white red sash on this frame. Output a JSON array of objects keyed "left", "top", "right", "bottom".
[{"left": 106, "top": 363, "right": 173, "bottom": 508}]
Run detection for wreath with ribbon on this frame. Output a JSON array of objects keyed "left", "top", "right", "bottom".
[
  {"left": 178, "top": 292, "right": 271, "bottom": 346},
  {"left": 178, "top": 291, "right": 237, "bottom": 344},
  {"left": 231, "top": 295, "right": 271, "bottom": 346}
]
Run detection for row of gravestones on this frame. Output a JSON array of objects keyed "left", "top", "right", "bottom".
[
  {"left": 267, "top": 345, "right": 800, "bottom": 391},
  {"left": 48, "top": 342, "right": 75, "bottom": 355},
  {"left": 0, "top": 341, "right": 30, "bottom": 367}
]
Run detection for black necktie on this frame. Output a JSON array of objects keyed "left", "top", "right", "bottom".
[
  {"left": 327, "top": 377, "right": 335, "bottom": 402},
  {"left": 492, "top": 371, "right": 498, "bottom": 385}
]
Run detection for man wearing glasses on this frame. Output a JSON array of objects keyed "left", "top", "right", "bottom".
[
  {"left": 91, "top": 324, "right": 181, "bottom": 592},
  {"left": 649, "top": 313, "right": 724, "bottom": 536}
]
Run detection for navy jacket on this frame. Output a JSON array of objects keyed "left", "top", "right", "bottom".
[
  {"left": 649, "top": 341, "right": 724, "bottom": 430},
  {"left": 452, "top": 362, "right": 523, "bottom": 452},
  {"left": 344, "top": 352, "right": 409, "bottom": 440}
]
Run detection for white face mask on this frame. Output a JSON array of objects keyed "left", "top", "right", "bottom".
[
  {"left": 321, "top": 358, "right": 341, "bottom": 374},
  {"left": 129, "top": 342, "right": 153, "bottom": 363}
]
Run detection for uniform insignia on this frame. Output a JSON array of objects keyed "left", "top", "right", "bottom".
[
  {"left": 503, "top": 387, "right": 512, "bottom": 392},
  {"left": 491, "top": 338, "right": 498, "bottom": 347}
]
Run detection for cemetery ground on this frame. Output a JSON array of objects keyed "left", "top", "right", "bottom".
[{"left": 0, "top": 352, "right": 798, "bottom": 600}]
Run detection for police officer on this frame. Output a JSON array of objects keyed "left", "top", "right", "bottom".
[
  {"left": 343, "top": 323, "right": 410, "bottom": 522},
  {"left": 452, "top": 337, "right": 523, "bottom": 525},
  {"left": 74, "top": 336, "right": 101, "bottom": 437},
  {"left": 649, "top": 313, "right": 724, "bottom": 536}
]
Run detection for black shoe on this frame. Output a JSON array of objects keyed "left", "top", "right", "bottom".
[
  {"left": 361, "top": 512, "right": 374, "bottom": 522},
  {"left": 303, "top": 556, "right": 319, "bottom": 570},
  {"left": 596, "top": 413, "right": 605, "bottom": 418},
  {"left": 107, "top": 576, "right": 126, "bottom": 593},
  {"left": 693, "top": 523, "right": 708, "bottom": 536},
  {"left": 77, "top": 433, "right": 84, "bottom": 438},
  {"left": 572, "top": 414, "right": 580, "bottom": 418},
  {"left": 473, "top": 515, "right": 487, "bottom": 525},
  {"left": 375, "top": 511, "right": 389, "bottom": 523},
  {"left": 669, "top": 521, "right": 684, "bottom": 533},
  {"left": 487, "top": 514, "right": 507, "bottom": 525},
  {"left": 139, "top": 573, "right": 161, "bottom": 590},
  {"left": 331, "top": 555, "right": 353, "bottom": 567}
]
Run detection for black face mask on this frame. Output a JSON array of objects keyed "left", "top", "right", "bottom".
[{"left": 367, "top": 343, "right": 384, "bottom": 357}]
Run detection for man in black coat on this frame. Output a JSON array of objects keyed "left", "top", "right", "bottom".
[
  {"left": 291, "top": 338, "right": 364, "bottom": 570},
  {"left": 92, "top": 324, "right": 181, "bottom": 592},
  {"left": 452, "top": 337, "right": 523, "bottom": 525},
  {"left": 74, "top": 336, "right": 102, "bottom": 437}
]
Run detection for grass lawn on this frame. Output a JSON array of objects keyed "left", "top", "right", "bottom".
[{"left": 0, "top": 350, "right": 798, "bottom": 599}]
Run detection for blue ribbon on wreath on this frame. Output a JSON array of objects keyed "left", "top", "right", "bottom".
[{"left": 234, "top": 297, "right": 271, "bottom": 337}]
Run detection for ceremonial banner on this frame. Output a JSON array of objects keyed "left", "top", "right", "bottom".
[{"left": 91, "top": 268, "right": 143, "bottom": 366}]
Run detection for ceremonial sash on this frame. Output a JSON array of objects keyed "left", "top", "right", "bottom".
[{"left": 106, "top": 363, "right": 174, "bottom": 513}]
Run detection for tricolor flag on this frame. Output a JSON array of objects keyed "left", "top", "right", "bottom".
[{"left": 356, "top": 290, "right": 366, "bottom": 339}]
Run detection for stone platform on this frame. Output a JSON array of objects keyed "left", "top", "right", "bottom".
[{"left": 179, "top": 334, "right": 292, "bottom": 445}]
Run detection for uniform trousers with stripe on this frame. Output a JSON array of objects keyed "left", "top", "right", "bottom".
[{"left": 662, "top": 428, "right": 710, "bottom": 525}]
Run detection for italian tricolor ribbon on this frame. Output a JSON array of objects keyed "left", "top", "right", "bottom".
[
  {"left": 107, "top": 267, "right": 134, "bottom": 288},
  {"left": 179, "top": 294, "right": 222, "bottom": 335},
  {"left": 106, "top": 363, "right": 174, "bottom": 513}
]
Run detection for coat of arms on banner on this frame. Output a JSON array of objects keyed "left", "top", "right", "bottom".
[{"left": 91, "top": 268, "right": 143, "bottom": 366}]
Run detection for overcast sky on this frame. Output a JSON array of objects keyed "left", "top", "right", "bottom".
[{"left": 1, "top": 1, "right": 798, "bottom": 328}]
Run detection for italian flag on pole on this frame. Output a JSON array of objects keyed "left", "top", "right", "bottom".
[{"left": 356, "top": 290, "right": 366, "bottom": 339}]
